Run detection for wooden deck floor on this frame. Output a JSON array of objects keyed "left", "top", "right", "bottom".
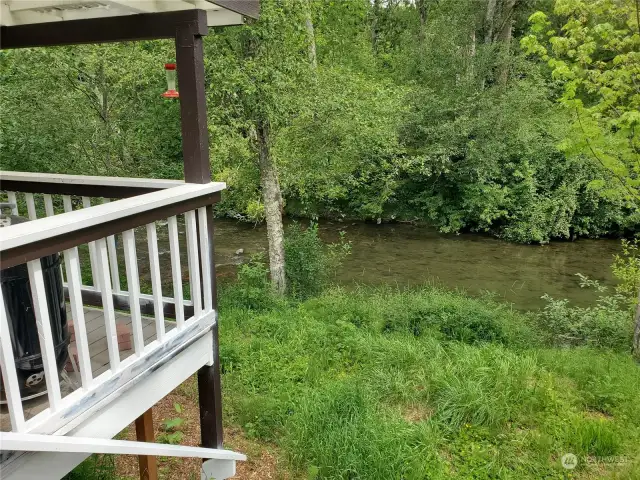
[{"left": 1, "top": 306, "right": 175, "bottom": 431}]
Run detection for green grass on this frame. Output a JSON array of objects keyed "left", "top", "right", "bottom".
[
  {"left": 217, "top": 286, "right": 640, "bottom": 479},
  {"left": 63, "top": 455, "right": 117, "bottom": 479}
]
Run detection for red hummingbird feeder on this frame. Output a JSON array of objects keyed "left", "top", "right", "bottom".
[{"left": 162, "top": 63, "right": 179, "bottom": 99}]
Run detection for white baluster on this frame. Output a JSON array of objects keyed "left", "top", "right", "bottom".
[
  {"left": 0, "top": 288, "right": 26, "bottom": 431},
  {"left": 43, "top": 194, "right": 55, "bottom": 217},
  {"left": 168, "top": 216, "right": 185, "bottom": 329},
  {"left": 146, "top": 222, "right": 165, "bottom": 342},
  {"left": 25, "top": 193, "right": 37, "bottom": 220},
  {"left": 27, "top": 259, "right": 62, "bottom": 411},
  {"left": 197, "top": 207, "right": 213, "bottom": 313},
  {"left": 123, "top": 229, "right": 144, "bottom": 355},
  {"left": 101, "top": 199, "right": 121, "bottom": 293},
  {"left": 62, "top": 195, "right": 73, "bottom": 213},
  {"left": 82, "top": 197, "right": 100, "bottom": 290},
  {"left": 185, "top": 211, "right": 202, "bottom": 320},
  {"left": 95, "top": 239, "right": 120, "bottom": 371},
  {"left": 7, "top": 191, "right": 18, "bottom": 215},
  {"left": 63, "top": 247, "right": 93, "bottom": 389}
]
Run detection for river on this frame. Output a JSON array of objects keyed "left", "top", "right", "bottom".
[{"left": 212, "top": 219, "right": 620, "bottom": 311}]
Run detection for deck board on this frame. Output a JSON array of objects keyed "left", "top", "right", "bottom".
[{"left": 1, "top": 306, "right": 175, "bottom": 431}]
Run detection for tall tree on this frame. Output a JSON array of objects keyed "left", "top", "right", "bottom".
[{"left": 206, "top": 0, "right": 310, "bottom": 294}]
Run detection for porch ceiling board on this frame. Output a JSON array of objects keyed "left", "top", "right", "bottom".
[{"left": 0, "top": 0, "right": 256, "bottom": 27}]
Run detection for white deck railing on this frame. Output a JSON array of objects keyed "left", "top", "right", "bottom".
[{"left": 0, "top": 181, "right": 225, "bottom": 436}]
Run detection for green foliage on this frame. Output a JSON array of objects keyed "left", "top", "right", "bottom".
[
  {"left": 2, "top": 0, "right": 635, "bottom": 243},
  {"left": 284, "top": 222, "right": 351, "bottom": 300},
  {"left": 157, "top": 403, "right": 185, "bottom": 445},
  {"left": 612, "top": 237, "right": 640, "bottom": 305},
  {"left": 522, "top": 0, "right": 640, "bottom": 207}
]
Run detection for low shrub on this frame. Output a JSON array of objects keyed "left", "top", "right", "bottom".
[
  {"left": 538, "top": 277, "right": 633, "bottom": 351},
  {"left": 284, "top": 222, "right": 351, "bottom": 300},
  {"left": 220, "top": 254, "right": 280, "bottom": 311}
]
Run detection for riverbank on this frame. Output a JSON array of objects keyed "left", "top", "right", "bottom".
[{"left": 66, "top": 286, "right": 640, "bottom": 479}]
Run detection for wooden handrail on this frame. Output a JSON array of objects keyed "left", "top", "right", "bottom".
[
  {"left": 0, "top": 171, "right": 186, "bottom": 198},
  {"left": 0, "top": 182, "right": 225, "bottom": 269}
]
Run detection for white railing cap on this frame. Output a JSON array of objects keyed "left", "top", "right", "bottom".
[
  {"left": 0, "top": 182, "right": 225, "bottom": 251},
  {"left": 0, "top": 171, "right": 186, "bottom": 190}
]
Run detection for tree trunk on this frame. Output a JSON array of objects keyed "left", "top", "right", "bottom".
[
  {"left": 371, "top": 0, "right": 381, "bottom": 53},
  {"left": 256, "top": 120, "right": 286, "bottom": 295},
  {"left": 416, "top": 0, "right": 429, "bottom": 41},
  {"left": 304, "top": 0, "right": 317, "bottom": 70},
  {"left": 633, "top": 285, "right": 640, "bottom": 359},
  {"left": 484, "top": 0, "right": 498, "bottom": 44},
  {"left": 468, "top": 30, "right": 477, "bottom": 80},
  {"left": 496, "top": 0, "right": 516, "bottom": 86}
]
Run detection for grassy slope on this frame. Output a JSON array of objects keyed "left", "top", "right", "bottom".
[{"left": 218, "top": 287, "right": 640, "bottom": 479}]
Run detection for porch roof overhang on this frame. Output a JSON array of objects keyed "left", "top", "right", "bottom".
[{"left": 0, "top": 0, "right": 259, "bottom": 48}]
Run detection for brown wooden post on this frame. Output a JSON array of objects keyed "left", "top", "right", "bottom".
[
  {"left": 135, "top": 408, "right": 158, "bottom": 480},
  {"left": 175, "top": 11, "right": 224, "bottom": 449}
]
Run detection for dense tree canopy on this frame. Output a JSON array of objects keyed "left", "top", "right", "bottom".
[{"left": 1, "top": 0, "right": 637, "bottom": 244}]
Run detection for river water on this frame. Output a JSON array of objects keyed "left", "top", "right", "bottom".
[{"left": 212, "top": 219, "right": 619, "bottom": 311}]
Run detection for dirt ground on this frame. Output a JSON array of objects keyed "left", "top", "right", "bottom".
[{"left": 114, "top": 377, "right": 292, "bottom": 480}]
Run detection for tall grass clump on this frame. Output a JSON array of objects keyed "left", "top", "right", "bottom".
[
  {"left": 219, "top": 253, "right": 283, "bottom": 311},
  {"left": 284, "top": 381, "right": 446, "bottom": 480}
]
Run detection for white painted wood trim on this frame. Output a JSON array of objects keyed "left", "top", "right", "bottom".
[
  {"left": 0, "top": 432, "right": 246, "bottom": 461},
  {"left": 95, "top": 239, "right": 120, "bottom": 371},
  {"left": 43, "top": 194, "right": 55, "bottom": 217},
  {"left": 0, "top": 171, "right": 185, "bottom": 190},
  {"left": 26, "top": 260, "right": 62, "bottom": 411},
  {"left": 198, "top": 207, "right": 213, "bottom": 312},
  {"left": 25, "top": 192, "right": 37, "bottom": 220},
  {"left": 0, "top": 287, "right": 26, "bottom": 432},
  {"left": 122, "top": 229, "right": 144, "bottom": 356},
  {"left": 168, "top": 215, "right": 185, "bottom": 329},
  {"left": 202, "top": 458, "right": 237, "bottom": 480},
  {"left": 0, "top": 182, "right": 226, "bottom": 250},
  {"left": 62, "top": 247, "right": 93, "bottom": 390},
  {"left": 146, "top": 222, "right": 165, "bottom": 342},
  {"left": 185, "top": 210, "right": 202, "bottom": 319},
  {"left": 62, "top": 195, "right": 72, "bottom": 213},
  {"left": 102, "top": 198, "right": 121, "bottom": 293},
  {"left": 7, "top": 191, "right": 18, "bottom": 215}
]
